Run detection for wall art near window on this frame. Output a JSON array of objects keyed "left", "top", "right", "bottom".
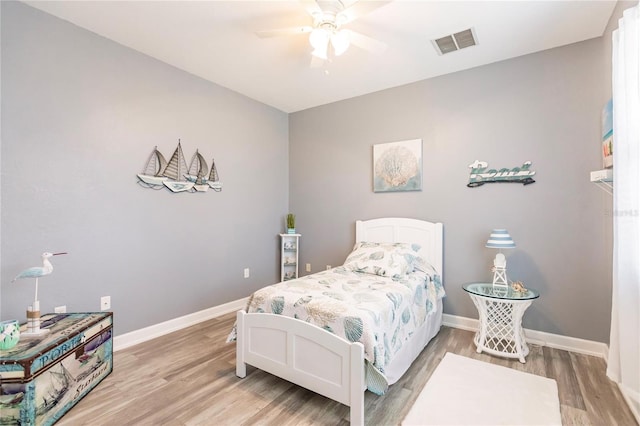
[
  {"left": 373, "top": 139, "right": 422, "bottom": 192},
  {"left": 602, "top": 98, "right": 613, "bottom": 168},
  {"left": 136, "top": 140, "right": 222, "bottom": 193},
  {"left": 467, "top": 160, "right": 536, "bottom": 187}
]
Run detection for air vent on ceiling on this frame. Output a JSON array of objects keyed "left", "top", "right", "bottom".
[{"left": 432, "top": 28, "right": 478, "bottom": 55}]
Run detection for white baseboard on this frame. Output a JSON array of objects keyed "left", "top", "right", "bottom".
[
  {"left": 113, "top": 298, "right": 248, "bottom": 352},
  {"left": 442, "top": 313, "right": 609, "bottom": 359},
  {"left": 114, "top": 304, "right": 609, "bottom": 360}
]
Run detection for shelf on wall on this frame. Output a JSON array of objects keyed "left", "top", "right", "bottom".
[
  {"left": 280, "top": 233, "right": 300, "bottom": 282},
  {"left": 590, "top": 169, "right": 613, "bottom": 195}
]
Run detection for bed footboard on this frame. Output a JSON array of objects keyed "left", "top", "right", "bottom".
[{"left": 236, "top": 310, "right": 366, "bottom": 425}]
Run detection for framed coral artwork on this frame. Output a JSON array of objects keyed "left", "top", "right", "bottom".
[{"left": 373, "top": 139, "right": 422, "bottom": 192}]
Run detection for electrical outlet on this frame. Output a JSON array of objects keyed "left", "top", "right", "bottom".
[
  {"left": 244, "top": 268, "right": 250, "bottom": 278},
  {"left": 54, "top": 305, "right": 67, "bottom": 314},
  {"left": 326, "top": 265, "right": 331, "bottom": 270},
  {"left": 306, "top": 263, "right": 311, "bottom": 272},
  {"left": 100, "top": 296, "right": 111, "bottom": 311}
]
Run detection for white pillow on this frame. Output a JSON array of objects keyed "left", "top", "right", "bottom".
[
  {"left": 343, "top": 242, "right": 422, "bottom": 277},
  {"left": 413, "top": 255, "right": 438, "bottom": 276}
]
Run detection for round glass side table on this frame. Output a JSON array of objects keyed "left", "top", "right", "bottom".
[{"left": 463, "top": 282, "right": 539, "bottom": 363}]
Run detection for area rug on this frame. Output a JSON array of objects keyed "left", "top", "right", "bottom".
[{"left": 402, "top": 352, "right": 562, "bottom": 425}]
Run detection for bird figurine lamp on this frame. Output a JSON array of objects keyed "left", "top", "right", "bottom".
[
  {"left": 485, "top": 229, "right": 515, "bottom": 289},
  {"left": 12, "top": 251, "right": 67, "bottom": 337}
]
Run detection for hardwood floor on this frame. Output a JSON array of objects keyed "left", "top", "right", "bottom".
[{"left": 58, "top": 312, "right": 637, "bottom": 425}]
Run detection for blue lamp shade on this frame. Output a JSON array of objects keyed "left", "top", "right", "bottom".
[{"left": 486, "top": 229, "right": 516, "bottom": 249}]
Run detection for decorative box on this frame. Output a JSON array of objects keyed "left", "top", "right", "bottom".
[{"left": 0, "top": 312, "right": 113, "bottom": 426}]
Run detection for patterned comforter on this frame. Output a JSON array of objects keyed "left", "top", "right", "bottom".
[{"left": 230, "top": 266, "right": 444, "bottom": 394}]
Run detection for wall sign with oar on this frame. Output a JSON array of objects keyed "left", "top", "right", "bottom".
[
  {"left": 136, "top": 140, "right": 222, "bottom": 193},
  {"left": 467, "top": 160, "right": 536, "bottom": 187}
]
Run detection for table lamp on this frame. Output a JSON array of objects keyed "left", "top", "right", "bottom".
[{"left": 486, "top": 229, "right": 515, "bottom": 288}]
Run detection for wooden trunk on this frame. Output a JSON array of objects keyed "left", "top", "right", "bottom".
[{"left": 0, "top": 312, "right": 113, "bottom": 426}]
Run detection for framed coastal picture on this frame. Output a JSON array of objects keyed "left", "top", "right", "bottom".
[
  {"left": 602, "top": 99, "right": 613, "bottom": 168},
  {"left": 373, "top": 139, "right": 422, "bottom": 192}
]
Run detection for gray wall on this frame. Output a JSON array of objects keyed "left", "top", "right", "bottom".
[
  {"left": 0, "top": 2, "right": 289, "bottom": 335},
  {"left": 290, "top": 37, "right": 612, "bottom": 342},
  {"left": 2, "top": 1, "right": 635, "bottom": 344}
]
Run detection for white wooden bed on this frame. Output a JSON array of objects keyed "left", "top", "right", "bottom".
[{"left": 235, "top": 217, "right": 444, "bottom": 425}]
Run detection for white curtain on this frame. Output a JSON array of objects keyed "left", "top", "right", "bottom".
[{"left": 607, "top": 4, "right": 640, "bottom": 421}]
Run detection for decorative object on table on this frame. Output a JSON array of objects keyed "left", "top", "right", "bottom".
[
  {"left": 485, "top": 229, "right": 515, "bottom": 289},
  {"left": 286, "top": 213, "right": 296, "bottom": 234},
  {"left": 511, "top": 280, "right": 527, "bottom": 293},
  {"left": 0, "top": 312, "right": 113, "bottom": 425},
  {"left": 0, "top": 319, "right": 20, "bottom": 350},
  {"left": 467, "top": 160, "right": 536, "bottom": 187},
  {"left": 136, "top": 140, "right": 223, "bottom": 193},
  {"left": 373, "top": 139, "right": 422, "bottom": 192},
  {"left": 12, "top": 252, "right": 67, "bottom": 337},
  {"left": 602, "top": 98, "right": 613, "bottom": 168}
]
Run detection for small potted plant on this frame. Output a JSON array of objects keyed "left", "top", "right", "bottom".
[{"left": 286, "top": 213, "right": 296, "bottom": 234}]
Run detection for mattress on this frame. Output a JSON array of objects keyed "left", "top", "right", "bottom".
[{"left": 231, "top": 266, "right": 444, "bottom": 394}]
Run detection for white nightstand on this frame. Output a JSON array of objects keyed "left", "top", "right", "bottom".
[{"left": 463, "top": 282, "right": 539, "bottom": 363}]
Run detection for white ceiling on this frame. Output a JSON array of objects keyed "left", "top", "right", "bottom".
[{"left": 24, "top": 0, "right": 617, "bottom": 113}]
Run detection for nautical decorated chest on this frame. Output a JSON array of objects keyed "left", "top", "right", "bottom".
[{"left": 0, "top": 312, "right": 113, "bottom": 426}]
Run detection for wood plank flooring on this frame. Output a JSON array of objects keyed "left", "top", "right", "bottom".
[{"left": 58, "top": 312, "right": 637, "bottom": 425}]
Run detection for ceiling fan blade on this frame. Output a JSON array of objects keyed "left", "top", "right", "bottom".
[
  {"left": 344, "top": 29, "right": 387, "bottom": 54},
  {"left": 255, "top": 26, "right": 313, "bottom": 38},
  {"left": 299, "top": 0, "right": 322, "bottom": 18},
  {"left": 339, "top": 1, "right": 392, "bottom": 25}
]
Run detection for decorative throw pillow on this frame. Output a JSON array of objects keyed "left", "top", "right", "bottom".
[
  {"left": 343, "top": 242, "right": 422, "bottom": 277},
  {"left": 413, "top": 255, "right": 438, "bottom": 276}
]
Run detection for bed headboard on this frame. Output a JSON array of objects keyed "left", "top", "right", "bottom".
[{"left": 355, "top": 217, "right": 444, "bottom": 278}]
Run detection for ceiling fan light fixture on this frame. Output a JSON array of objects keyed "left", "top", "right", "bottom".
[
  {"left": 311, "top": 46, "right": 328, "bottom": 60},
  {"left": 331, "top": 30, "right": 350, "bottom": 56},
  {"left": 309, "top": 28, "right": 329, "bottom": 51}
]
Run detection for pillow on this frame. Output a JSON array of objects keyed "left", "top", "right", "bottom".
[
  {"left": 343, "top": 242, "right": 422, "bottom": 277},
  {"left": 413, "top": 254, "right": 439, "bottom": 277}
]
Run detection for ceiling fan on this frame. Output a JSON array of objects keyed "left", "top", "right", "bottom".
[{"left": 256, "top": 0, "right": 389, "bottom": 64}]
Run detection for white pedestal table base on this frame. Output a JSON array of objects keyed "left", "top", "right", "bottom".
[{"left": 469, "top": 295, "right": 533, "bottom": 363}]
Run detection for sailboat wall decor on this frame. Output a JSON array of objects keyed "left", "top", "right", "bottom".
[
  {"left": 186, "top": 150, "right": 210, "bottom": 192},
  {"left": 136, "top": 140, "right": 223, "bottom": 193},
  {"left": 162, "top": 142, "right": 194, "bottom": 193},
  {"left": 208, "top": 158, "right": 223, "bottom": 192},
  {"left": 137, "top": 147, "right": 168, "bottom": 188}
]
